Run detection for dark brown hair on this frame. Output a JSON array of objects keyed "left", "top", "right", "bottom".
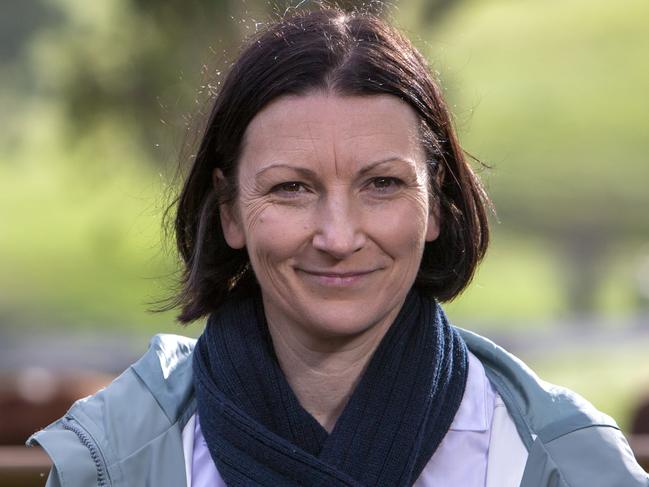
[{"left": 171, "top": 7, "right": 491, "bottom": 323}]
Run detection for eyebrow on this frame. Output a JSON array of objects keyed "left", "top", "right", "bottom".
[
  {"left": 255, "top": 164, "right": 317, "bottom": 179},
  {"left": 254, "top": 157, "right": 417, "bottom": 179},
  {"left": 358, "top": 157, "right": 418, "bottom": 175}
]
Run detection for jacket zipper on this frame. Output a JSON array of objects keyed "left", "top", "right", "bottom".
[{"left": 61, "top": 416, "right": 110, "bottom": 486}]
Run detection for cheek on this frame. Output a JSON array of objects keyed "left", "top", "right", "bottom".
[
  {"left": 242, "top": 204, "right": 312, "bottom": 263},
  {"left": 367, "top": 197, "right": 430, "bottom": 256}
]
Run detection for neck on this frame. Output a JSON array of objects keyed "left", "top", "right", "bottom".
[{"left": 266, "top": 314, "right": 396, "bottom": 433}]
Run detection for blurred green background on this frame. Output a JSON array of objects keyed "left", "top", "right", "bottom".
[{"left": 1, "top": 0, "right": 648, "bottom": 432}]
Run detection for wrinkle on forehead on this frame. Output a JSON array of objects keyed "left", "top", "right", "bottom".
[{"left": 238, "top": 92, "right": 426, "bottom": 181}]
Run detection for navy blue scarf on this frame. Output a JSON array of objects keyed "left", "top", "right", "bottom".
[{"left": 193, "top": 290, "right": 468, "bottom": 486}]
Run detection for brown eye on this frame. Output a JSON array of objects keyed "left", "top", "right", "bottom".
[
  {"left": 271, "top": 181, "right": 307, "bottom": 196},
  {"left": 372, "top": 178, "right": 393, "bottom": 188},
  {"left": 369, "top": 177, "right": 402, "bottom": 192},
  {"left": 279, "top": 182, "right": 301, "bottom": 192}
]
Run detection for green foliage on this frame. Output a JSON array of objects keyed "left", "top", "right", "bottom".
[
  {"left": 0, "top": 112, "right": 182, "bottom": 334},
  {"left": 421, "top": 0, "right": 649, "bottom": 237},
  {"left": 20, "top": 0, "right": 268, "bottom": 157},
  {"left": 445, "top": 230, "right": 564, "bottom": 324}
]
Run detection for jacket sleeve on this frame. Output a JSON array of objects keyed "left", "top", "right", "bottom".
[
  {"left": 27, "top": 423, "right": 100, "bottom": 487},
  {"left": 520, "top": 425, "right": 649, "bottom": 487}
]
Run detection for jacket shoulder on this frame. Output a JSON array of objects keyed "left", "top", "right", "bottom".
[
  {"left": 27, "top": 333, "right": 197, "bottom": 487},
  {"left": 458, "top": 328, "right": 649, "bottom": 486},
  {"left": 130, "top": 333, "right": 197, "bottom": 420},
  {"left": 522, "top": 424, "right": 649, "bottom": 486},
  {"left": 457, "top": 328, "right": 617, "bottom": 442}
]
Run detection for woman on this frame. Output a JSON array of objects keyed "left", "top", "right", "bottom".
[{"left": 28, "top": 7, "right": 648, "bottom": 487}]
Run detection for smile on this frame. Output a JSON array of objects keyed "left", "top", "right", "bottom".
[{"left": 296, "top": 269, "right": 377, "bottom": 287}]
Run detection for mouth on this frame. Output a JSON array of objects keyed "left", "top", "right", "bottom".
[{"left": 296, "top": 268, "right": 378, "bottom": 287}]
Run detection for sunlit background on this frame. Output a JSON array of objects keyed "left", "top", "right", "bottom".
[{"left": 1, "top": 0, "right": 648, "bottom": 480}]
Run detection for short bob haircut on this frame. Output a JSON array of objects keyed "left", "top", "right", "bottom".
[{"left": 172, "top": 7, "right": 491, "bottom": 323}]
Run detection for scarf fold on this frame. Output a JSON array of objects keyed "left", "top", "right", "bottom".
[{"left": 193, "top": 289, "right": 468, "bottom": 486}]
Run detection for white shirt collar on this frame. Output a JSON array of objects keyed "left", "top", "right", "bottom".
[{"left": 449, "top": 351, "right": 495, "bottom": 432}]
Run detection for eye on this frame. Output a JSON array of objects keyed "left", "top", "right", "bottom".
[
  {"left": 367, "top": 177, "right": 403, "bottom": 193},
  {"left": 270, "top": 181, "right": 308, "bottom": 196}
]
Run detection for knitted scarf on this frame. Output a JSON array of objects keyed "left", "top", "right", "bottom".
[{"left": 193, "top": 289, "right": 468, "bottom": 486}]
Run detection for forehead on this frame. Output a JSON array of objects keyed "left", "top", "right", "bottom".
[{"left": 238, "top": 93, "right": 425, "bottom": 174}]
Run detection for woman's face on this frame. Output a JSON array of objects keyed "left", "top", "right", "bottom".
[{"left": 219, "top": 93, "right": 439, "bottom": 345}]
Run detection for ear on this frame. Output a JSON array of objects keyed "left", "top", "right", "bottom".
[
  {"left": 425, "top": 202, "right": 440, "bottom": 242},
  {"left": 425, "top": 162, "right": 444, "bottom": 242},
  {"left": 214, "top": 168, "right": 246, "bottom": 249}
]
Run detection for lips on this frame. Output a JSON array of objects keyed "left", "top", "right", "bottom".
[
  {"left": 296, "top": 268, "right": 378, "bottom": 287},
  {"left": 301, "top": 270, "right": 374, "bottom": 277}
]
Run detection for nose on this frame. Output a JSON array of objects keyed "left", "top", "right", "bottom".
[{"left": 312, "top": 193, "right": 366, "bottom": 259}]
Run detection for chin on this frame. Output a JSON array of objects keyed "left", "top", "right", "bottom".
[{"left": 297, "top": 301, "right": 392, "bottom": 340}]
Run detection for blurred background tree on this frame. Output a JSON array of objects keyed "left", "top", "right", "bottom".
[
  {"left": 420, "top": 0, "right": 649, "bottom": 316},
  {"left": 3, "top": 0, "right": 461, "bottom": 157}
]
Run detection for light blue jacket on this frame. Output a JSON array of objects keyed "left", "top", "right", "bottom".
[{"left": 28, "top": 330, "right": 649, "bottom": 486}]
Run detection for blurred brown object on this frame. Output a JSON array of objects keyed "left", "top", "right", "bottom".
[
  {"left": 631, "top": 394, "right": 649, "bottom": 435},
  {"left": 0, "top": 446, "right": 51, "bottom": 486},
  {"left": 628, "top": 435, "right": 649, "bottom": 473},
  {"left": 0, "top": 369, "right": 113, "bottom": 486},
  {"left": 630, "top": 393, "right": 649, "bottom": 472},
  {"left": 0, "top": 369, "right": 113, "bottom": 445}
]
